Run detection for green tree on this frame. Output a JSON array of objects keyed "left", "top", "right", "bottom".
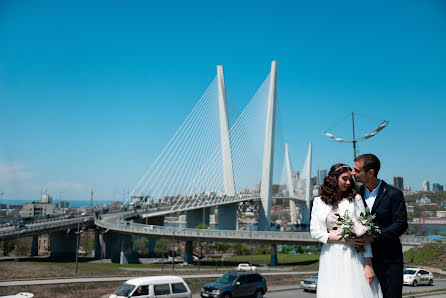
[
  {"left": 216, "top": 242, "right": 229, "bottom": 253},
  {"left": 135, "top": 237, "right": 149, "bottom": 256},
  {"left": 154, "top": 238, "right": 171, "bottom": 256},
  {"left": 231, "top": 243, "right": 249, "bottom": 255}
]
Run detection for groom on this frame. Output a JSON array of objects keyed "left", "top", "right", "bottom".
[{"left": 352, "top": 153, "right": 408, "bottom": 298}]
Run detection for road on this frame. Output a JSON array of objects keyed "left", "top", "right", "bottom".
[{"left": 190, "top": 281, "right": 446, "bottom": 298}]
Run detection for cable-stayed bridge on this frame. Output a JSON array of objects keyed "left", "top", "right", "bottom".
[
  {"left": 0, "top": 62, "right": 436, "bottom": 264},
  {"left": 117, "top": 60, "right": 313, "bottom": 232}
]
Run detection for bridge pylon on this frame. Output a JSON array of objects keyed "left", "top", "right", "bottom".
[
  {"left": 258, "top": 60, "right": 278, "bottom": 231},
  {"left": 217, "top": 65, "right": 235, "bottom": 197},
  {"left": 284, "top": 143, "right": 298, "bottom": 224}
]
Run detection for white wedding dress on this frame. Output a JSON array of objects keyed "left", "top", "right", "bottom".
[{"left": 311, "top": 195, "right": 382, "bottom": 298}]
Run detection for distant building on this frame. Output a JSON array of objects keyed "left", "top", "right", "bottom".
[
  {"left": 393, "top": 176, "right": 404, "bottom": 190},
  {"left": 40, "top": 194, "right": 53, "bottom": 204},
  {"left": 436, "top": 211, "right": 446, "bottom": 218},
  {"left": 404, "top": 185, "right": 411, "bottom": 191},
  {"left": 406, "top": 205, "right": 415, "bottom": 213},
  {"left": 293, "top": 171, "right": 299, "bottom": 188},
  {"left": 422, "top": 180, "right": 430, "bottom": 192},
  {"left": 311, "top": 176, "right": 318, "bottom": 186},
  {"left": 317, "top": 168, "right": 327, "bottom": 185},
  {"left": 21, "top": 202, "right": 54, "bottom": 217},
  {"left": 416, "top": 195, "right": 431, "bottom": 204},
  {"left": 55, "top": 201, "right": 70, "bottom": 209},
  {"left": 433, "top": 183, "right": 444, "bottom": 191}
]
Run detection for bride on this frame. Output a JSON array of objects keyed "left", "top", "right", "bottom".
[{"left": 310, "top": 163, "right": 382, "bottom": 298}]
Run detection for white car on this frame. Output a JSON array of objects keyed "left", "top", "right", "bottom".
[
  {"left": 237, "top": 263, "right": 257, "bottom": 271},
  {"left": 110, "top": 275, "right": 191, "bottom": 298},
  {"left": 0, "top": 293, "right": 34, "bottom": 298},
  {"left": 403, "top": 268, "right": 434, "bottom": 287}
]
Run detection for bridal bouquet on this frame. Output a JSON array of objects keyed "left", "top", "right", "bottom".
[{"left": 332, "top": 208, "right": 381, "bottom": 252}]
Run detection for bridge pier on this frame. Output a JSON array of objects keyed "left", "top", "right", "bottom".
[
  {"left": 217, "top": 203, "right": 237, "bottom": 230},
  {"left": 270, "top": 244, "right": 278, "bottom": 266},
  {"left": 50, "top": 230, "right": 77, "bottom": 260},
  {"left": 186, "top": 208, "right": 210, "bottom": 228},
  {"left": 31, "top": 235, "right": 39, "bottom": 257},
  {"left": 299, "top": 201, "right": 311, "bottom": 226},
  {"left": 183, "top": 208, "right": 210, "bottom": 265},
  {"left": 120, "top": 234, "right": 140, "bottom": 264},
  {"left": 94, "top": 228, "right": 103, "bottom": 260},
  {"left": 101, "top": 231, "right": 140, "bottom": 264},
  {"left": 184, "top": 241, "right": 194, "bottom": 264}
]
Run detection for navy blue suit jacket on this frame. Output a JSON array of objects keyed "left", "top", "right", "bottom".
[{"left": 360, "top": 180, "right": 408, "bottom": 263}]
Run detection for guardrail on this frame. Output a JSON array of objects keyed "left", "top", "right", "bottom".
[
  {"left": 96, "top": 216, "right": 316, "bottom": 244},
  {"left": 0, "top": 216, "right": 95, "bottom": 240}
]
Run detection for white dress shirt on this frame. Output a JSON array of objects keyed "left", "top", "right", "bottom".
[{"left": 364, "top": 179, "right": 382, "bottom": 211}]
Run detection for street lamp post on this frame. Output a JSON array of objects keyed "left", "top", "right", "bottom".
[
  {"left": 171, "top": 229, "right": 175, "bottom": 271},
  {"left": 322, "top": 112, "right": 389, "bottom": 160},
  {"left": 249, "top": 219, "right": 253, "bottom": 267},
  {"left": 75, "top": 222, "right": 81, "bottom": 273},
  {"left": 197, "top": 229, "right": 200, "bottom": 271},
  {"left": 162, "top": 229, "right": 165, "bottom": 272}
]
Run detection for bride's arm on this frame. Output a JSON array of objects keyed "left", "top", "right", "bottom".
[{"left": 310, "top": 198, "right": 330, "bottom": 244}]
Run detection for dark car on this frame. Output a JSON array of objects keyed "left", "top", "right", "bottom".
[
  {"left": 200, "top": 272, "right": 267, "bottom": 298},
  {"left": 19, "top": 217, "right": 34, "bottom": 224},
  {"left": 15, "top": 223, "right": 27, "bottom": 230}
]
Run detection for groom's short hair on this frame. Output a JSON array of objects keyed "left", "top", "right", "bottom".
[{"left": 355, "top": 153, "right": 380, "bottom": 177}]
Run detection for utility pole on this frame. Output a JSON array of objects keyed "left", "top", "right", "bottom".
[
  {"left": 75, "top": 222, "right": 80, "bottom": 273},
  {"left": 352, "top": 112, "right": 357, "bottom": 159},
  {"left": 90, "top": 189, "right": 94, "bottom": 214},
  {"left": 172, "top": 229, "right": 175, "bottom": 271}
]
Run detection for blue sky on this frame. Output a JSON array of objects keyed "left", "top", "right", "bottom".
[{"left": 0, "top": 0, "right": 445, "bottom": 202}]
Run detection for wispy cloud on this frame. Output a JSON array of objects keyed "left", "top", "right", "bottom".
[
  {"left": 45, "top": 180, "right": 90, "bottom": 192},
  {"left": 0, "top": 162, "right": 35, "bottom": 182}
]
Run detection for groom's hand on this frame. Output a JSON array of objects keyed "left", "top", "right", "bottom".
[
  {"left": 359, "top": 235, "right": 374, "bottom": 245},
  {"left": 343, "top": 237, "right": 363, "bottom": 247},
  {"left": 364, "top": 264, "right": 375, "bottom": 284}
]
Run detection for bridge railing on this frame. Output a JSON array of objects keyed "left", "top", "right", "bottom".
[
  {"left": 0, "top": 216, "right": 94, "bottom": 239},
  {"left": 96, "top": 218, "right": 314, "bottom": 242}
]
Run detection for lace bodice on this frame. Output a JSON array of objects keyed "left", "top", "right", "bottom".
[{"left": 326, "top": 207, "right": 340, "bottom": 234}]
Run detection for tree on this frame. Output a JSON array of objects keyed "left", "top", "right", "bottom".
[
  {"left": 135, "top": 237, "right": 149, "bottom": 256},
  {"left": 154, "top": 238, "right": 170, "bottom": 256},
  {"left": 216, "top": 242, "right": 229, "bottom": 253},
  {"left": 231, "top": 243, "right": 249, "bottom": 255}
]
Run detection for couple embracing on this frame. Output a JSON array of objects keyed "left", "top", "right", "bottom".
[{"left": 310, "top": 154, "right": 408, "bottom": 298}]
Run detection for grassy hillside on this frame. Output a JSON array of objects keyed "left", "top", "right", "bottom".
[{"left": 404, "top": 243, "right": 446, "bottom": 269}]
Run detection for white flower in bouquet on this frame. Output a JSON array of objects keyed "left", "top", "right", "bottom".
[
  {"left": 333, "top": 208, "right": 381, "bottom": 253},
  {"left": 353, "top": 220, "right": 367, "bottom": 237}
]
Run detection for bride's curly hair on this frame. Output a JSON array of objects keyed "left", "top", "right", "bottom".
[{"left": 320, "top": 163, "right": 357, "bottom": 207}]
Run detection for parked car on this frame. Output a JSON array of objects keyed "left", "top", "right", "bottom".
[
  {"left": 403, "top": 268, "right": 434, "bottom": 286},
  {"left": 0, "top": 293, "right": 34, "bottom": 298},
  {"left": 200, "top": 272, "right": 267, "bottom": 298},
  {"left": 300, "top": 273, "right": 318, "bottom": 292},
  {"left": 109, "top": 275, "right": 191, "bottom": 298},
  {"left": 237, "top": 263, "right": 257, "bottom": 271}
]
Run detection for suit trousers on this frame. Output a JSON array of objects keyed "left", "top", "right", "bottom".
[{"left": 373, "top": 261, "right": 403, "bottom": 298}]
